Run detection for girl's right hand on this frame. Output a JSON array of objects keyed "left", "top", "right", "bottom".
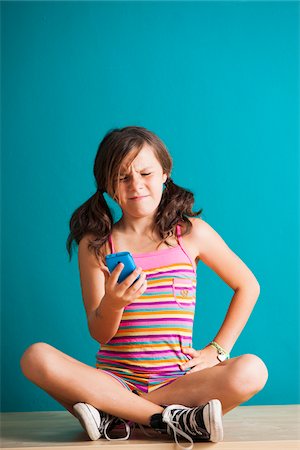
[{"left": 103, "top": 263, "right": 147, "bottom": 310}]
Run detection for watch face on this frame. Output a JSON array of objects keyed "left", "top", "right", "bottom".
[{"left": 217, "top": 354, "right": 227, "bottom": 362}]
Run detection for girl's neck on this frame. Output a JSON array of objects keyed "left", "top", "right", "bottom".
[
  {"left": 112, "top": 217, "right": 171, "bottom": 254},
  {"left": 115, "top": 217, "right": 156, "bottom": 237},
  {"left": 112, "top": 220, "right": 177, "bottom": 254}
]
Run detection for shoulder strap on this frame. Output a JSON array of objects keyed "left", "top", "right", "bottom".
[
  {"left": 108, "top": 234, "right": 115, "bottom": 254},
  {"left": 176, "top": 223, "right": 197, "bottom": 271},
  {"left": 176, "top": 223, "right": 183, "bottom": 246}
]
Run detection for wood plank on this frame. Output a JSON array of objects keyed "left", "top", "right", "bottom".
[
  {"left": 1, "top": 444, "right": 300, "bottom": 450},
  {"left": 1, "top": 405, "right": 300, "bottom": 449}
]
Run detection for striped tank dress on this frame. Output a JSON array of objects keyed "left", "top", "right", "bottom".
[{"left": 96, "top": 224, "right": 197, "bottom": 393}]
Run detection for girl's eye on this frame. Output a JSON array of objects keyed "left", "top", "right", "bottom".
[{"left": 118, "top": 172, "right": 152, "bottom": 182}]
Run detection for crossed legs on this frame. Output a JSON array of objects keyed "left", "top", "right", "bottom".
[{"left": 20, "top": 342, "right": 268, "bottom": 425}]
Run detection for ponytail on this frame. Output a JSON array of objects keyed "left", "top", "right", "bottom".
[
  {"left": 66, "top": 190, "right": 113, "bottom": 264},
  {"left": 155, "top": 178, "right": 203, "bottom": 241}
]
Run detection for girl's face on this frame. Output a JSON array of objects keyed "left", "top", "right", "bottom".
[{"left": 114, "top": 144, "right": 168, "bottom": 220}]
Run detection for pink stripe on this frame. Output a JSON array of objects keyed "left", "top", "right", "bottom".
[
  {"left": 125, "top": 301, "right": 180, "bottom": 308},
  {"left": 125, "top": 301, "right": 195, "bottom": 310},
  {"left": 108, "top": 334, "right": 189, "bottom": 343},
  {"left": 119, "top": 318, "right": 193, "bottom": 327},
  {"left": 121, "top": 317, "right": 193, "bottom": 322},
  {"left": 146, "top": 285, "right": 195, "bottom": 291},
  {"left": 96, "top": 358, "right": 182, "bottom": 372},
  {"left": 100, "top": 369, "right": 132, "bottom": 390},
  {"left": 145, "top": 285, "right": 173, "bottom": 291},
  {"left": 99, "top": 349, "right": 184, "bottom": 357},
  {"left": 146, "top": 269, "right": 195, "bottom": 278}
]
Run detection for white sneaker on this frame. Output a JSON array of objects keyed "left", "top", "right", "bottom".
[
  {"left": 151, "top": 399, "right": 223, "bottom": 450},
  {"left": 73, "top": 402, "right": 131, "bottom": 441}
]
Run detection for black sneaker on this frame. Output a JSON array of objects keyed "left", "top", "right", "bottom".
[
  {"left": 150, "top": 399, "right": 223, "bottom": 449},
  {"left": 73, "top": 402, "right": 131, "bottom": 441}
]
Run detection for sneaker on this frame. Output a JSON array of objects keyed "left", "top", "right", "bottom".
[
  {"left": 73, "top": 402, "right": 131, "bottom": 441},
  {"left": 150, "top": 399, "right": 223, "bottom": 449}
]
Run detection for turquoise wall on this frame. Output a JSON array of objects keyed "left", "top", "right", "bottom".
[{"left": 1, "top": 1, "right": 299, "bottom": 412}]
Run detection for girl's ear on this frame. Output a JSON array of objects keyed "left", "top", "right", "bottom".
[{"left": 163, "top": 173, "right": 168, "bottom": 184}]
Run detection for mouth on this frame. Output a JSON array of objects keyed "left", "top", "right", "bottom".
[{"left": 129, "top": 195, "right": 149, "bottom": 200}]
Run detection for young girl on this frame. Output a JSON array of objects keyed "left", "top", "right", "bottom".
[{"left": 21, "top": 126, "right": 268, "bottom": 449}]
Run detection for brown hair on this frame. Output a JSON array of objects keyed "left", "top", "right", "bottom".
[{"left": 66, "top": 126, "right": 202, "bottom": 265}]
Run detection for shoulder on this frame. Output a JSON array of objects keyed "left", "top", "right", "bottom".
[
  {"left": 78, "top": 233, "right": 97, "bottom": 256},
  {"left": 186, "top": 218, "right": 260, "bottom": 291},
  {"left": 187, "top": 217, "right": 210, "bottom": 235},
  {"left": 177, "top": 218, "right": 216, "bottom": 265},
  {"left": 78, "top": 233, "right": 108, "bottom": 270},
  {"left": 185, "top": 217, "right": 215, "bottom": 245},
  {"left": 182, "top": 217, "right": 225, "bottom": 261}
]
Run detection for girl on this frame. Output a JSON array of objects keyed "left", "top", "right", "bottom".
[{"left": 21, "top": 126, "right": 268, "bottom": 449}]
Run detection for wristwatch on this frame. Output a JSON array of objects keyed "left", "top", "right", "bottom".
[{"left": 209, "top": 341, "right": 230, "bottom": 362}]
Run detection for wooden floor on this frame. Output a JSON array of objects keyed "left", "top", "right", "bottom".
[{"left": 1, "top": 405, "right": 300, "bottom": 450}]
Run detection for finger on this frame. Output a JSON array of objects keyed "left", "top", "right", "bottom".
[
  {"left": 182, "top": 347, "right": 198, "bottom": 356},
  {"left": 120, "top": 276, "right": 147, "bottom": 305},
  {"left": 101, "top": 267, "right": 110, "bottom": 282},
  {"left": 109, "top": 263, "right": 124, "bottom": 284},
  {"left": 133, "top": 276, "right": 148, "bottom": 295},
  {"left": 183, "top": 347, "right": 200, "bottom": 358},
  {"left": 120, "top": 267, "right": 143, "bottom": 289},
  {"left": 186, "top": 366, "right": 201, "bottom": 375},
  {"left": 180, "top": 359, "right": 196, "bottom": 371},
  {"left": 130, "top": 272, "right": 147, "bottom": 293}
]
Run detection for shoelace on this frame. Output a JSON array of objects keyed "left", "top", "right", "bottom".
[
  {"left": 163, "top": 407, "right": 206, "bottom": 450},
  {"left": 129, "top": 421, "right": 157, "bottom": 438},
  {"left": 100, "top": 412, "right": 167, "bottom": 442},
  {"left": 100, "top": 415, "right": 131, "bottom": 441}
]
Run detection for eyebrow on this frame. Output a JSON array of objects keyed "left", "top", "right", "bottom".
[{"left": 120, "top": 166, "right": 154, "bottom": 174}]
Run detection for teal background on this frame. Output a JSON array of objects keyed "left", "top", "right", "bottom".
[{"left": 1, "top": 1, "right": 299, "bottom": 412}]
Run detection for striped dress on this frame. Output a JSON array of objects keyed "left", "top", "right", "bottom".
[{"left": 96, "top": 224, "right": 197, "bottom": 393}]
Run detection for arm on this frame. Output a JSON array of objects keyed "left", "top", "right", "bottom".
[
  {"left": 197, "top": 219, "right": 260, "bottom": 353},
  {"left": 78, "top": 235, "right": 146, "bottom": 344},
  {"left": 181, "top": 218, "right": 260, "bottom": 372},
  {"left": 78, "top": 235, "right": 122, "bottom": 344},
  {"left": 212, "top": 284, "right": 260, "bottom": 354}
]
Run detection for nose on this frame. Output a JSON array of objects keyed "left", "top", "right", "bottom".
[{"left": 129, "top": 173, "right": 144, "bottom": 190}]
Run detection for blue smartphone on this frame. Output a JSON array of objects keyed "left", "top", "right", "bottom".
[{"left": 105, "top": 251, "right": 140, "bottom": 284}]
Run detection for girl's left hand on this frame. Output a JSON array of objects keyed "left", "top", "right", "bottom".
[{"left": 179, "top": 345, "right": 220, "bottom": 374}]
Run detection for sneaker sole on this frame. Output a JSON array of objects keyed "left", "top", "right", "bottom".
[
  {"left": 208, "top": 399, "right": 223, "bottom": 442},
  {"left": 73, "top": 403, "right": 101, "bottom": 441}
]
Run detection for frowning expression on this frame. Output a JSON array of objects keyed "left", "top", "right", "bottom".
[{"left": 114, "top": 145, "right": 168, "bottom": 219}]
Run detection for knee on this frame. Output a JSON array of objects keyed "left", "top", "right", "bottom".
[
  {"left": 227, "top": 354, "right": 268, "bottom": 397},
  {"left": 20, "top": 342, "right": 53, "bottom": 380}
]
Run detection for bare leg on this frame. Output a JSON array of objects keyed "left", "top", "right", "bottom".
[
  {"left": 20, "top": 342, "right": 163, "bottom": 425},
  {"left": 141, "top": 354, "right": 268, "bottom": 414}
]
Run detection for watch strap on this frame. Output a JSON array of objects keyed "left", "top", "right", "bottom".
[{"left": 209, "top": 341, "right": 230, "bottom": 360}]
